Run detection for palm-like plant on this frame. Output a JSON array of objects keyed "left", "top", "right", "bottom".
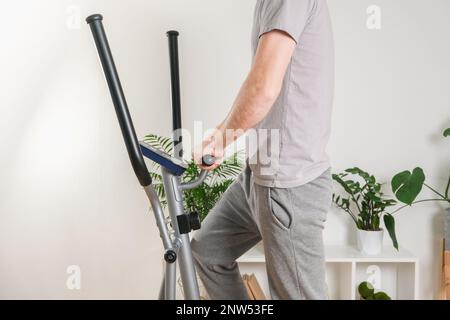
[{"left": 143, "top": 134, "right": 243, "bottom": 221}]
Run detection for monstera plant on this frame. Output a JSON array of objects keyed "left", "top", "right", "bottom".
[
  {"left": 143, "top": 134, "right": 243, "bottom": 221},
  {"left": 391, "top": 128, "right": 450, "bottom": 209}
]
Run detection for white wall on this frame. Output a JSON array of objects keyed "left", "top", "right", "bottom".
[{"left": 0, "top": 0, "right": 448, "bottom": 299}]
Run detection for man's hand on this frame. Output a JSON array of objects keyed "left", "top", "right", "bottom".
[{"left": 193, "top": 129, "right": 224, "bottom": 171}]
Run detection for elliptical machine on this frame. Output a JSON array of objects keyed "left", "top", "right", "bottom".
[{"left": 86, "top": 14, "right": 214, "bottom": 300}]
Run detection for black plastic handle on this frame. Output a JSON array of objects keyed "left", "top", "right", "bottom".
[
  {"left": 202, "top": 155, "right": 216, "bottom": 167},
  {"left": 167, "top": 30, "right": 183, "bottom": 159},
  {"left": 86, "top": 14, "right": 152, "bottom": 187}
]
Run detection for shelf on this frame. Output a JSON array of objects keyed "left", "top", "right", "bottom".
[
  {"left": 237, "top": 243, "right": 418, "bottom": 300},
  {"left": 325, "top": 245, "right": 417, "bottom": 263},
  {"left": 237, "top": 243, "right": 417, "bottom": 263}
]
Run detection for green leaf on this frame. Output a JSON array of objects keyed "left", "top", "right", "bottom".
[
  {"left": 143, "top": 134, "right": 173, "bottom": 154},
  {"left": 358, "top": 281, "right": 375, "bottom": 299},
  {"left": 332, "top": 174, "right": 354, "bottom": 195},
  {"left": 356, "top": 219, "right": 365, "bottom": 230},
  {"left": 383, "top": 214, "right": 398, "bottom": 250},
  {"left": 383, "top": 199, "right": 397, "bottom": 206},
  {"left": 372, "top": 214, "right": 380, "bottom": 230},
  {"left": 341, "top": 198, "right": 350, "bottom": 209},
  {"left": 345, "top": 167, "right": 370, "bottom": 181},
  {"left": 391, "top": 167, "right": 425, "bottom": 205},
  {"left": 366, "top": 191, "right": 381, "bottom": 203},
  {"left": 373, "top": 292, "right": 391, "bottom": 300},
  {"left": 444, "top": 128, "right": 450, "bottom": 137},
  {"left": 333, "top": 195, "right": 340, "bottom": 204},
  {"left": 374, "top": 184, "right": 381, "bottom": 192}
]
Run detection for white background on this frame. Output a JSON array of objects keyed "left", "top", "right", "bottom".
[{"left": 0, "top": 0, "right": 449, "bottom": 299}]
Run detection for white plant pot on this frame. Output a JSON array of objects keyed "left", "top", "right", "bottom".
[{"left": 357, "top": 229, "right": 384, "bottom": 255}]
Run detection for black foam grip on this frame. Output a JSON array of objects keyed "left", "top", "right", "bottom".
[{"left": 86, "top": 15, "right": 152, "bottom": 187}]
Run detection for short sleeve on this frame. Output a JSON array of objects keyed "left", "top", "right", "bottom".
[{"left": 258, "top": 0, "right": 315, "bottom": 43}]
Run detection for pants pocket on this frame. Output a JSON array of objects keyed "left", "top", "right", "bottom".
[{"left": 268, "top": 188, "right": 292, "bottom": 230}]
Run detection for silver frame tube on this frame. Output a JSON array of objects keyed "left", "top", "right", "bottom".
[
  {"left": 180, "top": 170, "right": 208, "bottom": 190},
  {"left": 165, "top": 262, "right": 177, "bottom": 300},
  {"left": 144, "top": 167, "right": 211, "bottom": 299},
  {"left": 161, "top": 168, "right": 200, "bottom": 300},
  {"left": 144, "top": 185, "right": 172, "bottom": 250}
]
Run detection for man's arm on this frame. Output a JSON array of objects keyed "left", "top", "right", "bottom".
[{"left": 195, "top": 30, "right": 297, "bottom": 169}]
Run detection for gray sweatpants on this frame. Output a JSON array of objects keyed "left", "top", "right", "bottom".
[{"left": 191, "top": 166, "right": 332, "bottom": 300}]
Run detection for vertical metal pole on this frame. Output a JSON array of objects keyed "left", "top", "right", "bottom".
[
  {"left": 167, "top": 31, "right": 183, "bottom": 159},
  {"left": 143, "top": 185, "right": 175, "bottom": 300},
  {"left": 162, "top": 169, "right": 200, "bottom": 300},
  {"left": 166, "top": 30, "right": 199, "bottom": 300},
  {"left": 165, "top": 262, "right": 177, "bottom": 300},
  {"left": 158, "top": 277, "right": 165, "bottom": 300}
]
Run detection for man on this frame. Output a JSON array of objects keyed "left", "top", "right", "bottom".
[{"left": 191, "top": 0, "right": 334, "bottom": 300}]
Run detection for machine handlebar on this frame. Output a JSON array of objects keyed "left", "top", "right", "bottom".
[{"left": 86, "top": 14, "right": 152, "bottom": 187}]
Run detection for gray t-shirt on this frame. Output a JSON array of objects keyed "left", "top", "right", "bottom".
[{"left": 248, "top": 0, "right": 334, "bottom": 188}]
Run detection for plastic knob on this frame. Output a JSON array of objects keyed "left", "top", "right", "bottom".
[
  {"left": 164, "top": 250, "right": 177, "bottom": 264},
  {"left": 189, "top": 212, "right": 201, "bottom": 231},
  {"left": 202, "top": 155, "right": 215, "bottom": 167}
]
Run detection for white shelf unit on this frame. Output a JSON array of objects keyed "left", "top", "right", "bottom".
[{"left": 237, "top": 244, "right": 418, "bottom": 300}]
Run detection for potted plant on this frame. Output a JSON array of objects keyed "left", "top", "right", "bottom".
[
  {"left": 143, "top": 134, "right": 243, "bottom": 221},
  {"left": 332, "top": 168, "right": 398, "bottom": 254}
]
